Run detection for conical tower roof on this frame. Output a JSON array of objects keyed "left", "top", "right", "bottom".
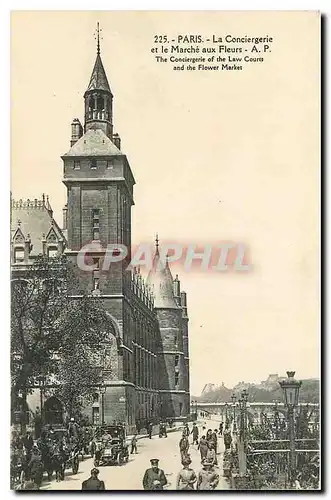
[
  {"left": 85, "top": 53, "right": 111, "bottom": 94},
  {"left": 147, "top": 237, "right": 179, "bottom": 309}
]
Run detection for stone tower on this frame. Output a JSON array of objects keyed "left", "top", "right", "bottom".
[
  {"left": 147, "top": 240, "right": 190, "bottom": 419},
  {"left": 62, "top": 28, "right": 139, "bottom": 428}
]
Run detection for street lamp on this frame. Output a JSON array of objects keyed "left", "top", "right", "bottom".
[
  {"left": 224, "top": 403, "right": 229, "bottom": 425},
  {"left": 231, "top": 393, "right": 237, "bottom": 431},
  {"left": 242, "top": 390, "right": 248, "bottom": 431},
  {"left": 279, "top": 371, "right": 302, "bottom": 485},
  {"left": 99, "top": 382, "right": 106, "bottom": 425}
]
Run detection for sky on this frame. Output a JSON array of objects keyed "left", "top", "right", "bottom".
[{"left": 11, "top": 11, "right": 320, "bottom": 396}]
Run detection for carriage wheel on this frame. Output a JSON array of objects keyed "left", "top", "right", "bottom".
[
  {"left": 118, "top": 452, "right": 124, "bottom": 466},
  {"left": 72, "top": 458, "right": 79, "bottom": 475}
]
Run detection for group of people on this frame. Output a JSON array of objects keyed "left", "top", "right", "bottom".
[
  {"left": 10, "top": 417, "right": 89, "bottom": 490},
  {"left": 142, "top": 456, "right": 220, "bottom": 491}
]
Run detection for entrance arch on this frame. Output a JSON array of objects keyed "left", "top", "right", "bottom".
[{"left": 44, "top": 396, "right": 64, "bottom": 425}]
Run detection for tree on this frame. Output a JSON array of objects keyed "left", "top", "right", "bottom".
[{"left": 11, "top": 255, "right": 115, "bottom": 416}]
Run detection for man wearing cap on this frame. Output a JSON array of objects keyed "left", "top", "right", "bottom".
[
  {"left": 81, "top": 468, "right": 105, "bottom": 490},
  {"left": 176, "top": 457, "right": 197, "bottom": 490},
  {"left": 142, "top": 459, "right": 167, "bottom": 490},
  {"left": 196, "top": 460, "right": 219, "bottom": 490}
]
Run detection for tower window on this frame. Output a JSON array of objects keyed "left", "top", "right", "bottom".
[
  {"left": 91, "top": 159, "right": 97, "bottom": 169},
  {"left": 14, "top": 248, "right": 25, "bottom": 263},
  {"left": 175, "top": 372, "right": 179, "bottom": 387},
  {"left": 93, "top": 228, "right": 100, "bottom": 240},
  {"left": 73, "top": 160, "right": 80, "bottom": 170},
  {"left": 175, "top": 355, "right": 180, "bottom": 367},
  {"left": 92, "top": 210, "right": 100, "bottom": 241},
  {"left": 93, "top": 276, "right": 100, "bottom": 291}
]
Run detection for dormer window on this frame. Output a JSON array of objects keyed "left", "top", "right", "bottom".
[
  {"left": 14, "top": 247, "right": 25, "bottom": 263},
  {"left": 73, "top": 160, "right": 80, "bottom": 170},
  {"left": 91, "top": 159, "right": 97, "bottom": 169},
  {"left": 47, "top": 247, "right": 58, "bottom": 258}
]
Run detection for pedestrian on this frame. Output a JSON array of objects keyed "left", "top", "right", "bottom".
[
  {"left": 147, "top": 421, "right": 153, "bottom": 439},
  {"left": 219, "top": 422, "right": 224, "bottom": 436},
  {"left": 131, "top": 433, "right": 138, "bottom": 454},
  {"left": 28, "top": 446, "right": 44, "bottom": 490},
  {"left": 179, "top": 432, "right": 190, "bottom": 462},
  {"left": 206, "top": 441, "right": 217, "bottom": 466},
  {"left": 184, "top": 423, "right": 190, "bottom": 437},
  {"left": 81, "top": 468, "right": 105, "bottom": 490},
  {"left": 198, "top": 435, "right": 208, "bottom": 461},
  {"left": 176, "top": 457, "right": 197, "bottom": 490},
  {"left": 211, "top": 429, "right": 218, "bottom": 453},
  {"left": 33, "top": 408, "right": 42, "bottom": 440},
  {"left": 191, "top": 422, "right": 199, "bottom": 445},
  {"left": 23, "top": 431, "right": 34, "bottom": 462},
  {"left": 196, "top": 460, "right": 219, "bottom": 490},
  {"left": 142, "top": 458, "right": 167, "bottom": 490},
  {"left": 223, "top": 428, "right": 232, "bottom": 450}
]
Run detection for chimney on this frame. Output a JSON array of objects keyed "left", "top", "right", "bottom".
[
  {"left": 113, "top": 133, "right": 121, "bottom": 150},
  {"left": 71, "top": 118, "right": 83, "bottom": 147},
  {"left": 62, "top": 204, "right": 68, "bottom": 230},
  {"left": 173, "top": 274, "right": 181, "bottom": 298}
]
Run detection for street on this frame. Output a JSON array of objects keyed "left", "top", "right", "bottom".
[{"left": 41, "top": 420, "right": 230, "bottom": 491}]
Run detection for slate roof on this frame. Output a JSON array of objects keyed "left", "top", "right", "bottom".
[
  {"left": 86, "top": 53, "right": 111, "bottom": 93},
  {"left": 63, "top": 129, "right": 123, "bottom": 157},
  {"left": 11, "top": 197, "right": 65, "bottom": 256},
  {"left": 147, "top": 248, "right": 179, "bottom": 309}
]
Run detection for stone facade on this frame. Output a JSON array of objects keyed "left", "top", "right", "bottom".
[{"left": 11, "top": 38, "right": 190, "bottom": 431}]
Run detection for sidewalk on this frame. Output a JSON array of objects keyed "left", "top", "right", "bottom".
[{"left": 127, "top": 422, "right": 185, "bottom": 444}]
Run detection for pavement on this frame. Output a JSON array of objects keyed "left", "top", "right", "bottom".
[{"left": 40, "top": 419, "right": 231, "bottom": 491}]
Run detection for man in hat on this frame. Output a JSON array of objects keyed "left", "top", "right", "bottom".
[
  {"left": 176, "top": 457, "right": 197, "bottom": 490},
  {"left": 196, "top": 460, "right": 219, "bottom": 490},
  {"left": 81, "top": 468, "right": 105, "bottom": 490},
  {"left": 179, "top": 432, "right": 190, "bottom": 462},
  {"left": 142, "top": 459, "right": 167, "bottom": 490},
  {"left": 191, "top": 422, "right": 199, "bottom": 445}
]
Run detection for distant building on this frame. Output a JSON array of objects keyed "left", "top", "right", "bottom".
[{"left": 201, "top": 384, "right": 217, "bottom": 395}]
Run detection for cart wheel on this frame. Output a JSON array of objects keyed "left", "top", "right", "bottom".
[
  {"left": 72, "top": 458, "right": 79, "bottom": 475},
  {"left": 118, "top": 452, "right": 124, "bottom": 466}
]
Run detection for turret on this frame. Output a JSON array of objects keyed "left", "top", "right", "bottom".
[{"left": 84, "top": 24, "right": 113, "bottom": 139}]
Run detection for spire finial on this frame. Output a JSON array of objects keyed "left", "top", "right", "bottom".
[
  {"left": 155, "top": 233, "right": 159, "bottom": 252},
  {"left": 94, "top": 22, "right": 102, "bottom": 55}
]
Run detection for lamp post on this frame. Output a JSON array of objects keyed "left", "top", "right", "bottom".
[
  {"left": 225, "top": 403, "right": 229, "bottom": 425},
  {"left": 99, "top": 382, "right": 106, "bottom": 425},
  {"left": 231, "top": 393, "right": 237, "bottom": 431},
  {"left": 279, "top": 371, "right": 302, "bottom": 485},
  {"left": 237, "top": 395, "right": 247, "bottom": 476},
  {"left": 242, "top": 389, "right": 248, "bottom": 431}
]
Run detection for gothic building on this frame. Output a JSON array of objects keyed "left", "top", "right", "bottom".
[{"left": 11, "top": 31, "right": 190, "bottom": 431}]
